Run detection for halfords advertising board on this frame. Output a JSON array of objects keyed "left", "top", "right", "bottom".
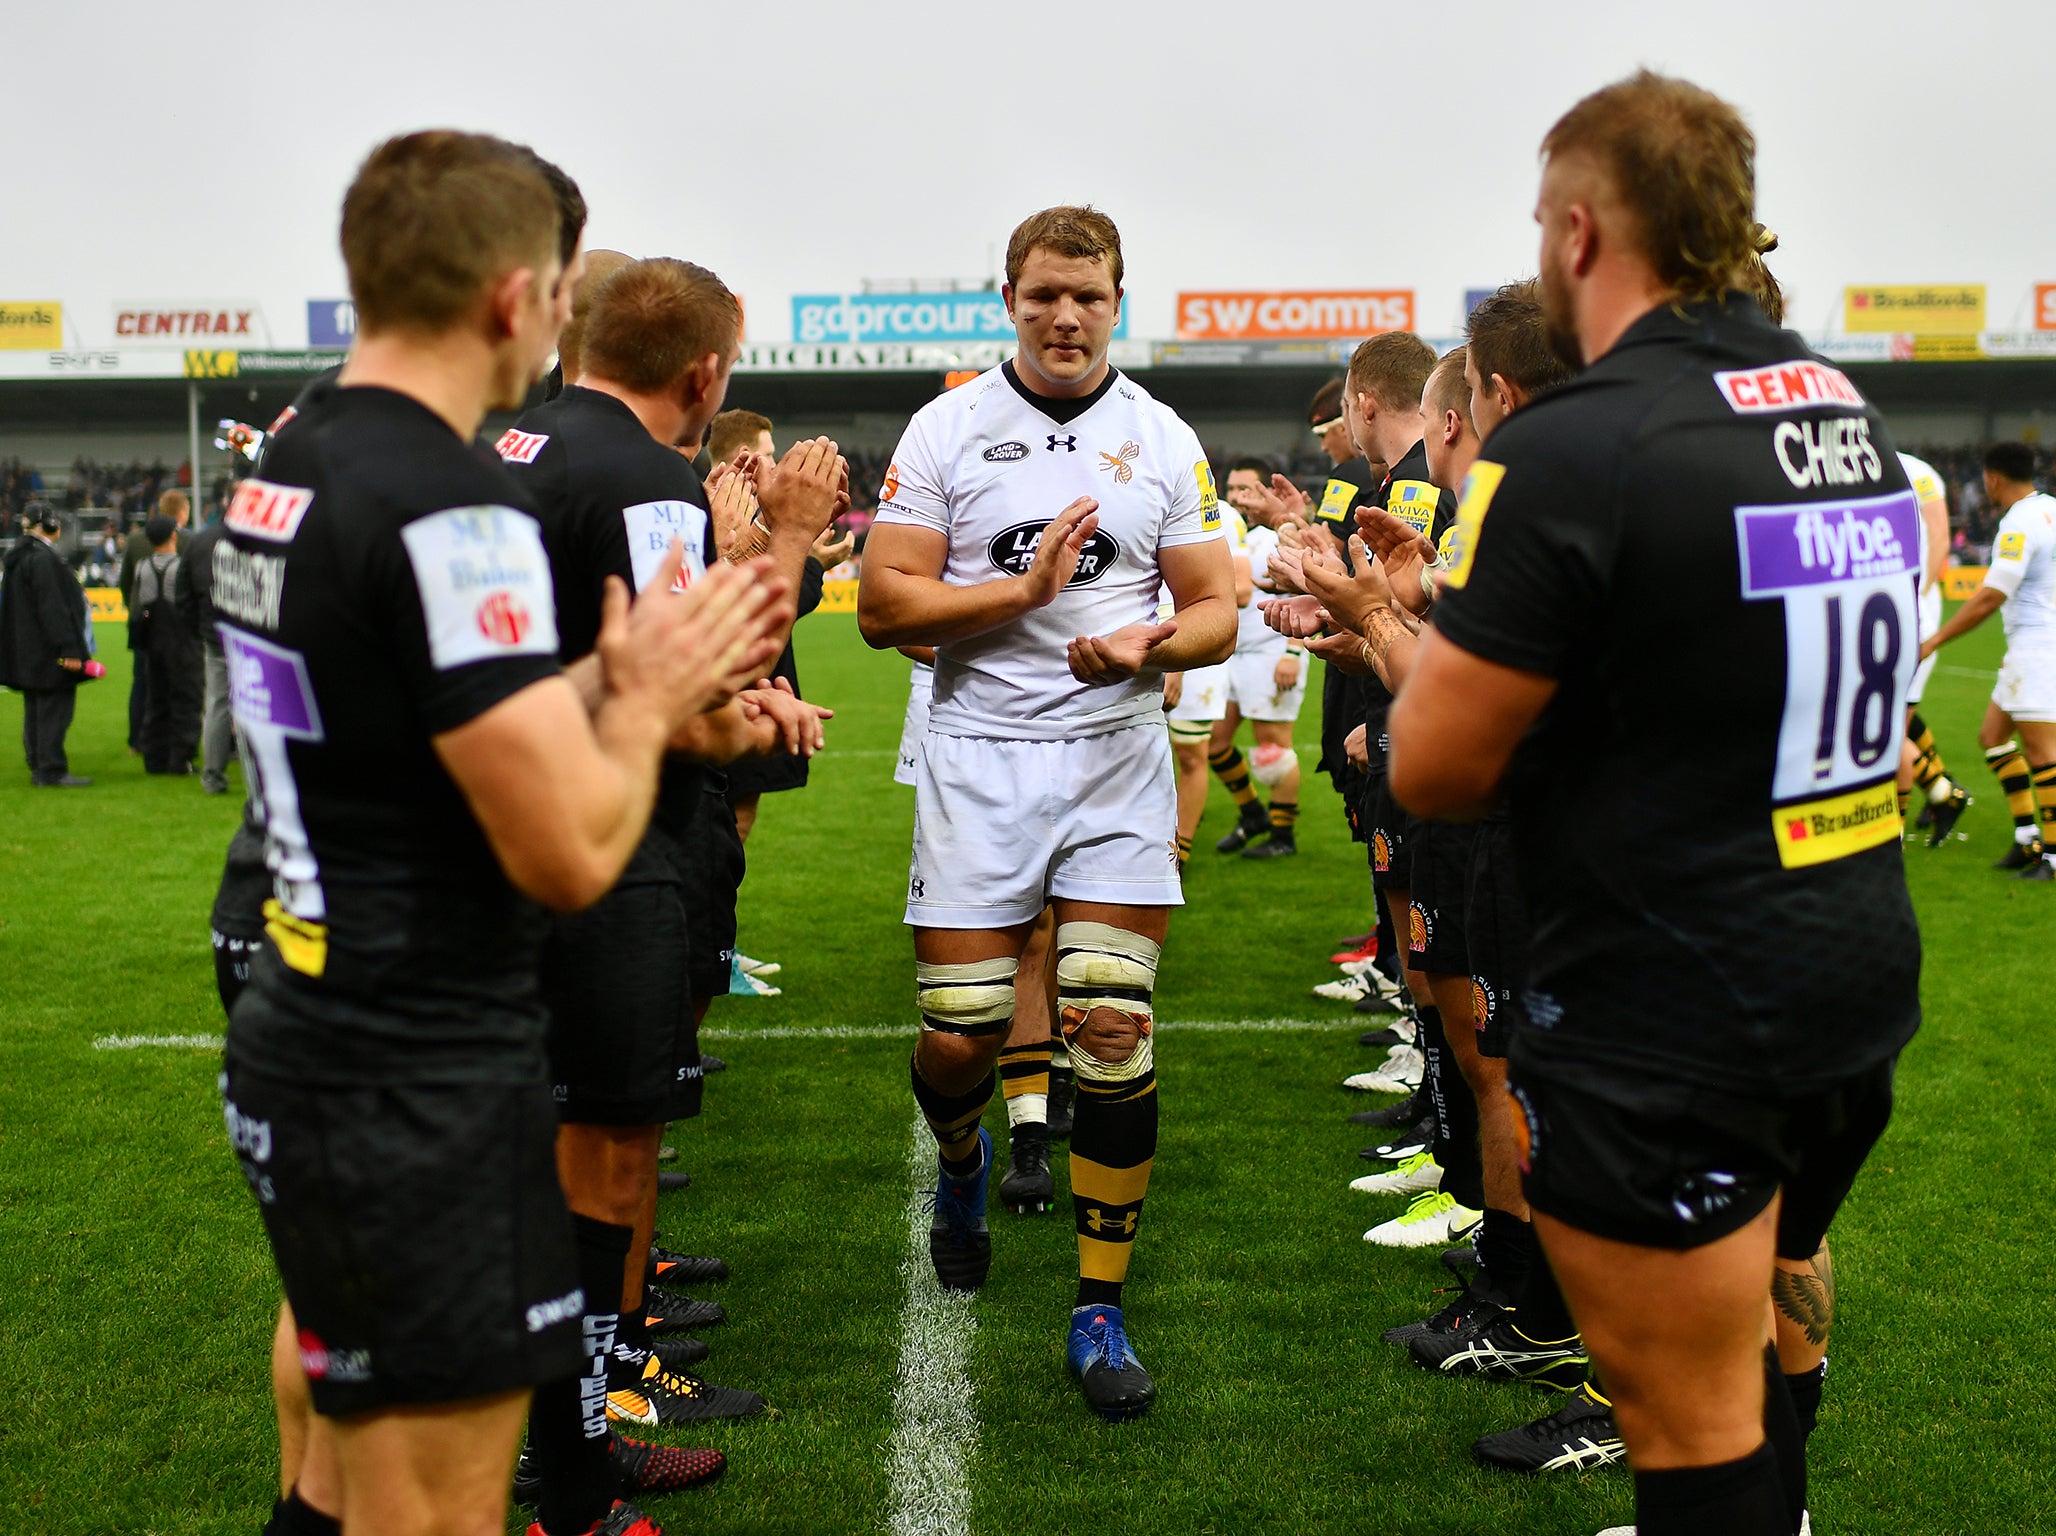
[
  {"left": 1843, "top": 285, "right": 1984, "bottom": 335},
  {"left": 2036, "top": 285, "right": 2056, "bottom": 332},
  {"left": 1175, "top": 291, "right": 1414, "bottom": 341},
  {"left": 0, "top": 302, "right": 63, "bottom": 350},
  {"left": 791, "top": 293, "right": 1128, "bottom": 345}
]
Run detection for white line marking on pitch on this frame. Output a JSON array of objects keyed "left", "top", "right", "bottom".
[
  {"left": 885, "top": 1113, "right": 978, "bottom": 1536},
  {"left": 93, "top": 1033, "right": 225, "bottom": 1051},
  {"left": 1936, "top": 664, "right": 1997, "bottom": 679},
  {"left": 702, "top": 1017, "right": 1355, "bottom": 1042}
]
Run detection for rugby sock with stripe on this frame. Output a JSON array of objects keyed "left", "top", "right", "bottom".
[
  {"left": 531, "top": 1215, "right": 633, "bottom": 1536},
  {"left": 1909, "top": 712, "right": 1954, "bottom": 799},
  {"left": 998, "top": 1038, "right": 1052, "bottom": 1129},
  {"left": 1175, "top": 831, "right": 1193, "bottom": 866},
  {"left": 1209, "top": 743, "right": 1259, "bottom": 808},
  {"left": 1268, "top": 800, "right": 1299, "bottom": 833},
  {"left": 2032, "top": 762, "right": 2056, "bottom": 843},
  {"left": 1070, "top": 1059, "right": 1156, "bottom": 1310},
  {"left": 1897, "top": 786, "right": 1912, "bottom": 818},
  {"left": 1985, "top": 740, "right": 2039, "bottom": 842},
  {"left": 911, "top": 1052, "right": 994, "bottom": 1175},
  {"left": 1633, "top": 1442, "right": 1787, "bottom": 1536}
]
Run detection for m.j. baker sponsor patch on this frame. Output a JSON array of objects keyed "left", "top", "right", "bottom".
[{"left": 399, "top": 506, "right": 559, "bottom": 670}]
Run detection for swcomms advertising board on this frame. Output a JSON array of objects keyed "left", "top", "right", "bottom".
[
  {"left": 792, "top": 293, "right": 1129, "bottom": 345},
  {"left": 1175, "top": 291, "right": 1414, "bottom": 341}
]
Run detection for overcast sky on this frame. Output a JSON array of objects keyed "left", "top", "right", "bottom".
[{"left": 7, "top": 0, "right": 2052, "bottom": 346}]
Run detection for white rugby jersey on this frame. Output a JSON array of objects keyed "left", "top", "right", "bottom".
[
  {"left": 1986, "top": 490, "right": 2056, "bottom": 642},
  {"left": 876, "top": 363, "right": 1222, "bottom": 740},
  {"left": 1239, "top": 518, "right": 1287, "bottom": 655},
  {"left": 1901, "top": 452, "right": 1945, "bottom": 636}
]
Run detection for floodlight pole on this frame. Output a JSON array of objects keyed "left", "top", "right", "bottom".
[{"left": 187, "top": 381, "right": 202, "bottom": 514}]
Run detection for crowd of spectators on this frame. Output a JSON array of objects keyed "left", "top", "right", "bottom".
[
  {"left": 62, "top": 458, "right": 196, "bottom": 523},
  {"left": 1905, "top": 442, "right": 2053, "bottom": 551},
  {"left": 1, "top": 457, "right": 45, "bottom": 521}
]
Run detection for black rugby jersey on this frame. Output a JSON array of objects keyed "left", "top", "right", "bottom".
[
  {"left": 1365, "top": 439, "right": 1452, "bottom": 764},
  {"left": 497, "top": 386, "right": 712, "bottom": 852},
  {"left": 219, "top": 386, "right": 565, "bottom": 1085},
  {"left": 1314, "top": 455, "right": 1386, "bottom": 783},
  {"left": 1433, "top": 296, "right": 1921, "bottom": 1091}
]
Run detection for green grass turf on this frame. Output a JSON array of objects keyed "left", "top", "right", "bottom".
[{"left": 0, "top": 613, "right": 2050, "bottom": 1535}]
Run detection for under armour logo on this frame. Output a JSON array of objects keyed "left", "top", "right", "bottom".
[
  {"left": 1047, "top": 434, "right": 1077, "bottom": 453},
  {"left": 1084, "top": 1207, "right": 1137, "bottom": 1237},
  {"left": 910, "top": 877, "right": 926, "bottom": 899}
]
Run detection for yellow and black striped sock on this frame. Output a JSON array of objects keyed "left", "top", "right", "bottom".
[
  {"left": 1208, "top": 743, "right": 1258, "bottom": 808},
  {"left": 1897, "top": 786, "right": 1912, "bottom": 818},
  {"left": 2033, "top": 762, "right": 2056, "bottom": 843},
  {"left": 1985, "top": 741, "right": 2038, "bottom": 835},
  {"left": 1070, "top": 1059, "right": 1157, "bottom": 1309},
  {"left": 1268, "top": 800, "right": 1299, "bottom": 832},
  {"left": 1174, "top": 832, "right": 1192, "bottom": 866},
  {"left": 1909, "top": 712, "right": 1949, "bottom": 792},
  {"left": 910, "top": 1051, "right": 994, "bottom": 1174},
  {"left": 997, "top": 1039, "right": 1052, "bottom": 1104}
]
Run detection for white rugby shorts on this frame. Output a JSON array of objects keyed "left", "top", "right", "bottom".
[
  {"left": 1166, "top": 662, "right": 1230, "bottom": 724},
  {"left": 1225, "top": 649, "right": 1307, "bottom": 722},
  {"left": 894, "top": 665, "right": 933, "bottom": 787},
  {"left": 906, "top": 724, "right": 1183, "bottom": 926},
  {"left": 1908, "top": 584, "right": 1942, "bottom": 704},
  {"left": 1993, "top": 643, "right": 2056, "bottom": 723}
]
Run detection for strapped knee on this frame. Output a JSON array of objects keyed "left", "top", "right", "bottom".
[
  {"left": 1056, "top": 922, "right": 1160, "bottom": 1083},
  {"left": 917, "top": 956, "right": 1019, "bottom": 1037},
  {"left": 1168, "top": 716, "right": 1212, "bottom": 743}
]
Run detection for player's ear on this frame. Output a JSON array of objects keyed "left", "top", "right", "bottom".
[
  {"left": 485, "top": 265, "right": 535, "bottom": 341},
  {"left": 1001, "top": 283, "right": 1016, "bottom": 321}
]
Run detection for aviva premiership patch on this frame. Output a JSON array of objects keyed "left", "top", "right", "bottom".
[
  {"left": 1318, "top": 477, "right": 1361, "bottom": 524},
  {"left": 1998, "top": 531, "right": 2027, "bottom": 562},
  {"left": 1386, "top": 479, "right": 1441, "bottom": 536},
  {"left": 1440, "top": 462, "right": 1504, "bottom": 591},
  {"left": 1195, "top": 460, "right": 1220, "bottom": 529}
]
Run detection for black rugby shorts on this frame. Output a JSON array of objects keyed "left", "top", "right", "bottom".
[
  {"left": 212, "top": 929, "right": 264, "bottom": 1019},
  {"left": 1464, "top": 816, "right": 1529, "bottom": 1060},
  {"left": 678, "top": 784, "right": 745, "bottom": 1005},
  {"left": 218, "top": 1058, "right": 582, "bottom": 1416},
  {"left": 1508, "top": 1055, "right": 1897, "bottom": 1257},
  {"left": 1406, "top": 820, "right": 1476, "bottom": 977},
  {"left": 540, "top": 878, "right": 702, "bottom": 1125},
  {"left": 1369, "top": 776, "right": 1414, "bottom": 894}
]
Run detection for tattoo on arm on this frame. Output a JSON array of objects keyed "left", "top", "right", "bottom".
[{"left": 1771, "top": 1240, "right": 1835, "bottom": 1348}]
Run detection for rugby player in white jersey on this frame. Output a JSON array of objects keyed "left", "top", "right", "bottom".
[
  {"left": 1921, "top": 441, "right": 2056, "bottom": 876},
  {"left": 1895, "top": 452, "right": 1970, "bottom": 840},
  {"left": 1215, "top": 459, "right": 1309, "bottom": 857},
  {"left": 858, "top": 206, "right": 1236, "bottom": 1419}
]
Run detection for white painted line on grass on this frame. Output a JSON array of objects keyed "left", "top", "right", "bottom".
[
  {"left": 1937, "top": 664, "right": 1998, "bottom": 679},
  {"left": 885, "top": 1113, "right": 978, "bottom": 1536},
  {"left": 701, "top": 1016, "right": 1354, "bottom": 1042},
  {"left": 93, "top": 1033, "right": 225, "bottom": 1051}
]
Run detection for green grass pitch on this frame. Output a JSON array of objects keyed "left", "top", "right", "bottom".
[{"left": 0, "top": 612, "right": 2050, "bottom": 1535}]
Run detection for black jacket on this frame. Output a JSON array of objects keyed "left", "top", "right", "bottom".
[
  {"left": 0, "top": 535, "right": 90, "bottom": 690},
  {"left": 180, "top": 518, "right": 227, "bottom": 646}
]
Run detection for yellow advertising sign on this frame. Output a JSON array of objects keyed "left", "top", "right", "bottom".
[
  {"left": 818, "top": 577, "right": 858, "bottom": 614},
  {"left": 1842, "top": 285, "right": 1985, "bottom": 334},
  {"left": 184, "top": 349, "right": 241, "bottom": 378},
  {"left": 87, "top": 587, "right": 128, "bottom": 623},
  {"left": 0, "top": 301, "right": 63, "bottom": 350},
  {"left": 1943, "top": 566, "right": 1989, "bottom": 601}
]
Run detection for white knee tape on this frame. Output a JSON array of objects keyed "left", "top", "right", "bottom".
[
  {"left": 1057, "top": 922, "right": 1160, "bottom": 1083},
  {"left": 916, "top": 957, "right": 1019, "bottom": 1037}
]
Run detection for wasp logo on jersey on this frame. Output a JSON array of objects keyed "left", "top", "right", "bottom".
[
  {"left": 983, "top": 441, "right": 1029, "bottom": 463},
  {"left": 987, "top": 519, "right": 1120, "bottom": 586},
  {"left": 1099, "top": 440, "right": 1140, "bottom": 483}
]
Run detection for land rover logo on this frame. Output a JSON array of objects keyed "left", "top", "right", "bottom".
[
  {"left": 982, "top": 440, "right": 1030, "bottom": 463},
  {"left": 987, "top": 520, "right": 1120, "bottom": 586}
]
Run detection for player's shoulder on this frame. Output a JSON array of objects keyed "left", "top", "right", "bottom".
[
  {"left": 312, "top": 388, "right": 526, "bottom": 531},
  {"left": 1105, "top": 370, "right": 1200, "bottom": 445},
  {"left": 2001, "top": 492, "right": 2056, "bottom": 530},
  {"left": 903, "top": 365, "right": 1009, "bottom": 443}
]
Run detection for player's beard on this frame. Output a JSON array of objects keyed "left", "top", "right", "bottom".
[{"left": 1536, "top": 253, "right": 1585, "bottom": 373}]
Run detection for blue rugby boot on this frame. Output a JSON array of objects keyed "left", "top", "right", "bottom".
[
  {"left": 928, "top": 1126, "right": 993, "bottom": 1292},
  {"left": 1067, "top": 1303, "right": 1156, "bottom": 1420}
]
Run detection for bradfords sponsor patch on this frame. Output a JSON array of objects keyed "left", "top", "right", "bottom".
[
  {"left": 225, "top": 479, "right": 315, "bottom": 543},
  {"left": 986, "top": 519, "right": 1119, "bottom": 586},
  {"left": 400, "top": 506, "right": 560, "bottom": 670},
  {"left": 1714, "top": 360, "right": 1864, "bottom": 415},
  {"left": 495, "top": 429, "right": 549, "bottom": 465}
]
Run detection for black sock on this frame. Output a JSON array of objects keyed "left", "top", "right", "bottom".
[
  {"left": 263, "top": 1489, "right": 341, "bottom": 1536},
  {"left": 1514, "top": 1226, "right": 1577, "bottom": 1340},
  {"left": 1762, "top": 1345, "right": 1808, "bottom": 1532},
  {"left": 1785, "top": 1359, "right": 1826, "bottom": 1443},
  {"left": 531, "top": 1215, "right": 633, "bottom": 1536},
  {"left": 910, "top": 1051, "right": 995, "bottom": 1176},
  {"left": 1417, "top": 1008, "right": 1484, "bottom": 1211},
  {"left": 1634, "top": 1441, "right": 1788, "bottom": 1536},
  {"left": 1475, "top": 1207, "right": 1530, "bottom": 1298}
]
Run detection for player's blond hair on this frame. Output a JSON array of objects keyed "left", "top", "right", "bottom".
[
  {"left": 557, "top": 249, "right": 633, "bottom": 382},
  {"left": 1427, "top": 348, "right": 1472, "bottom": 428},
  {"left": 580, "top": 258, "right": 741, "bottom": 395},
  {"left": 707, "top": 409, "right": 772, "bottom": 464},
  {"left": 1346, "top": 331, "right": 1436, "bottom": 414}
]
